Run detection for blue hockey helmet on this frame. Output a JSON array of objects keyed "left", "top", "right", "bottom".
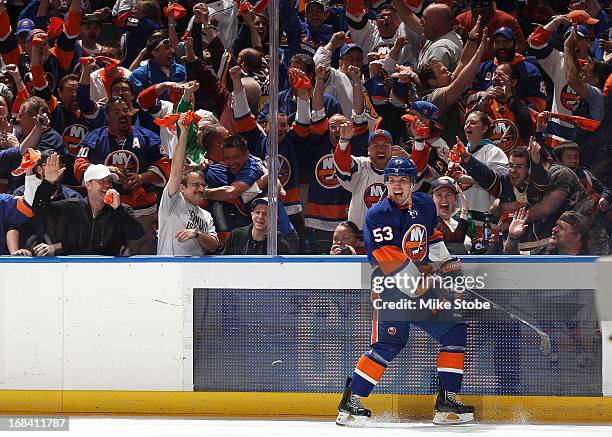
[{"left": 384, "top": 157, "right": 418, "bottom": 182}]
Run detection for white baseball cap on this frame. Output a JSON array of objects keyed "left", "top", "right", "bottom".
[{"left": 83, "top": 164, "right": 120, "bottom": 184}]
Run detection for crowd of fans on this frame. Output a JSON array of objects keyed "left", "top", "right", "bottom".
[{"left": 0, "top": 0, "right": 611, "bottom": 257}]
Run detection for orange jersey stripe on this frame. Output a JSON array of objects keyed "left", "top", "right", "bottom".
[
  {"left": 292, "top": 122, "right": 310, "bottom": 138},
  {"left": 428, "top": 228, "right": 444, "bottom": 244},
  {"left": 0, "top": 8, "right": 10, "bottom": 39},
  {"left": 371, "top": 303, "right": 378, "bottom": 344},
  {"left": 120, "top": 191, "right": 157, "bottom": 208},
  {"left": 47, "top": 95, "right": 58, "bottom": 113},
  {"left": 437, "top": 351, "right": 465, "bottom": 371},
  {"left": 234, "top": 114, "right": 257, "bottom": 133},
  {"left": 137, "top": 84, "right": 158, "bottom": 109},
  {"left": 280, "top": 187, "right": 300, "bottom": 204},
  {"left": 115, "top": 11, "right": 132, "bottom": 28},
  {"left": 355, "top": 355, "right": 385, "bottom": 382},
  {"left": 527, "top": 96, "right": 546, "bottom": 113},
  {"left": 411, "top": 143, "right": 430, "bottom": 173},
  {"left": 16, "top": 197, "right": 33, "bottom": 218},
  {"left": 74, "top": 158, "right": 90, "bottom": 183},
  {"left": 353, "top": 121, "right": 369, "bottom": 137},
  {"left": 0, "top": 10, "right": 22, "bottom": 66},
  {"left": 333, "top": 143, "right": 352, "bottom": 174},
  {"left": 50, "top": 45, "right": 74, "bottom": 73},
  {"left": 310, "top": 118, "right": 329, "bottom": 136},
  {"left": 153, "top": 156, "right": 171, "bottom": 180},
  {"left": 528, "top": 25, "right": 551, "bottom": 47},
  {"left": 305, "top": 202, "right": 348, "bottom": 220},
  {"left": 12, "top": 88, "right": 30, "bottom": 116},
  {"left": 372, "top": 117, "right": 383, "bottom": 131},
  {"left": 64, "top": 10, "right": 82, "bottom": 38},
  {"left": 31, "top": 64, "right": 47, "bottom": 89},
  {"left": 372, "top": 245, "right": 407, "bottom": 275}
]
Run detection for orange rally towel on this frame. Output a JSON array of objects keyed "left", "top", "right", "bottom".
[
  {"left": 154, "top": 110, "right": 202, "bottom": 128},
  {"left": 47, "top": 17, "right": 64, "bottom": 39},
  {"left": 414, "top": 121, "right": 429, "bottom": 139},
  {"left": 288, "top": 68, "right": 312, "bottom": 90},
  {"left": 12, "top": 149, "right": 42, "bottom": 176},
  {"left": 449, "top": 137, "right": 466, "bottom": 163},
  {"left": 238, "top": 1, "right": 252, "bottom": 15},
  {"left": 104, "top": 191, "right": 114, "bottom": 205},
  {"left": 164, "top": 3, "right": 187, "bottom": 20},
  {"left": 401, "top": 113, "right": 416, "bottom": 123},
  {"left": 79, "top": 56, "right": 121, "bottom": 71}
]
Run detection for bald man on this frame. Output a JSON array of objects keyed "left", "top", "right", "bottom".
[
  {"left": 241, "top": 77, "right": 263, "bottom": 116},
  {"left": 417, "top": 3, "right": 463, "bottom": 71}
]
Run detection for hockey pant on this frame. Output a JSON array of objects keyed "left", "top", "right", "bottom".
[{"left": 350, "top": 287, "right": 468, "bottom": 397}]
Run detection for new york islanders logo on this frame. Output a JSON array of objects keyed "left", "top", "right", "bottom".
[
  {"left": 402, "top": 224, "right": 428, "bottom": 261},
  {"left": 315, "top": 154, "right": 340, "bottom": 189},
  {"left": 104, "top": 149, "right": 140, "bottom": 176},
  {"left": 276, "top": 154, "right": 291, "bottom": 187},
  {"left": 560, "top": 84, "right": 581, "bottom": 112},
  {"left": 363, "top": 183, "right": 386, "bottom": 208},
  {"left": 63, "top": 124, "right": 90, "bottom": 156},
  {"left": 491, "top": 118, "right": 518, "bottom": 154}
]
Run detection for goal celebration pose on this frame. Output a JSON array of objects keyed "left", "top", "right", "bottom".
[{"left": 337, "top": 158, "right": 474, "bottom": 426}]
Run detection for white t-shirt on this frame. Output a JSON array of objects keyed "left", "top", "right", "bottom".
[
  {"left": 157, "top": 186, "right": 217, "bottom": 256},
  {"left": 464, "top": 141, "right": 508, "bottom": 214}
]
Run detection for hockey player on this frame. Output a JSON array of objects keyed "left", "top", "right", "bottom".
[{"left": 336, "top": 157, "right": 474, "bottom": 426}]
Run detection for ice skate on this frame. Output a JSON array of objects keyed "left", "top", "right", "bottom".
[
  {"left": 433, "top": 387, "right": 474, "bottom": 425},
  {"left": 336, "top": 377, "right": 371, "bottom": 427}
]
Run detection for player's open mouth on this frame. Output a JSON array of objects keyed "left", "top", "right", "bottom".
[
  {"left": 377, "top": 153, "right": 386, "bottom": 159},
  {"left": 440, "top": 202, "right": 449, "bottom": 208}
]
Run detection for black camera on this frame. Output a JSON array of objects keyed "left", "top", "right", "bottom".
[{"left": 339, "top": 246, "right": 353, "bottom": 255}]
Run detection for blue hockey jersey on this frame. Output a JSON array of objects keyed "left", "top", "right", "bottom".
[{"left": 364, "top": 192, "right": 447, "bottom": 275}]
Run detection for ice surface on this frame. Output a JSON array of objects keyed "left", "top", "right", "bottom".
[{"left": 4, "top": 417, "right": 609, "bottom": 437}]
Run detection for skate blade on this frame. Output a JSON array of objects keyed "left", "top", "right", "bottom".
[
  {"left": 335, "top": 411, "right": 369, "bottom": 427},
  {"left": 433, "top": 411, "right": 474, "bottom": 425}
]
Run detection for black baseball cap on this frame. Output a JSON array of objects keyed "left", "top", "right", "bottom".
[{"left": 251, "top": 197, "right": 269, "bottom": 208}]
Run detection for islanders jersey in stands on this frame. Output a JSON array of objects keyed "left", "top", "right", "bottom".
[
  {"left": 74, "top": 127, "right": 170, "bottom": 215},
  {"left": 302, "top": 118, "right": 351, "bottom": 232},
  {"left": 472, "top": 55, "right": 546, "bottom": 112},
  {"left": 364, "top": 192, "right": 445, "bottom": 275}
]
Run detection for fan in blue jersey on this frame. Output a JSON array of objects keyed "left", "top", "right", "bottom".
[{"left": 336, "top": 157, "right": 475, "bottom": 427}]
